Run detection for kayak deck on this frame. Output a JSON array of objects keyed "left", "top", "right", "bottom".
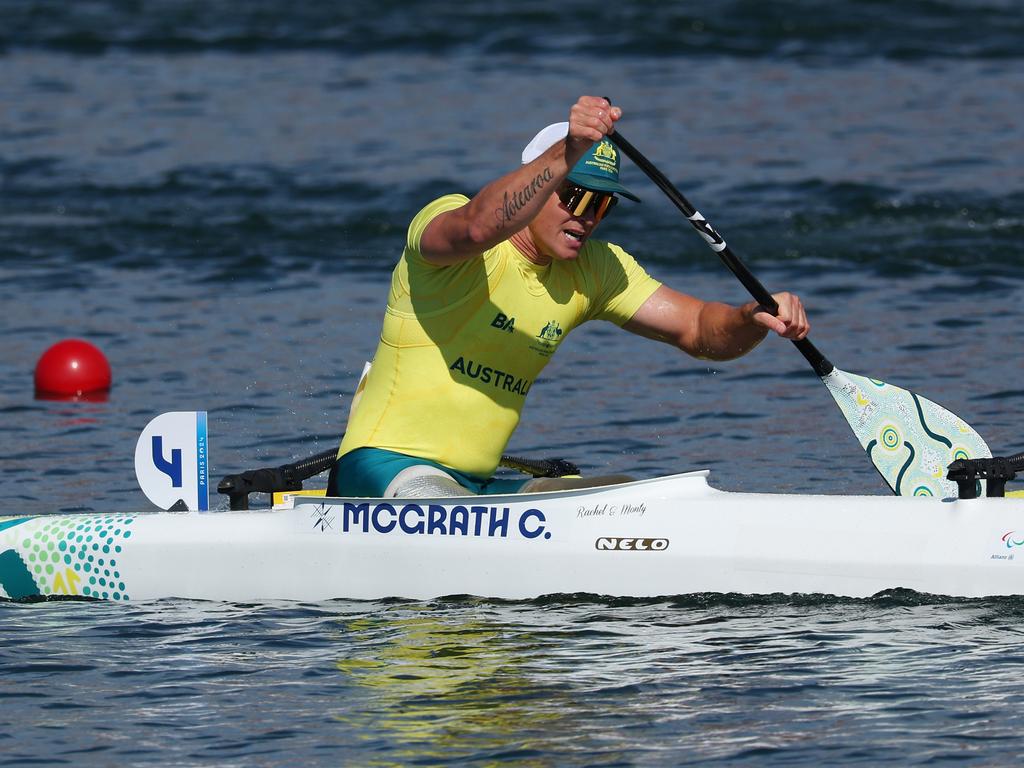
[{"left": 4, "top": 471, "right": 1024, "bottom": 602}]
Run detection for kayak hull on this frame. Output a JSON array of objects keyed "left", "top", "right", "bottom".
[{"left": 3, "top": 471, "right": 1024, "bottom": 602}]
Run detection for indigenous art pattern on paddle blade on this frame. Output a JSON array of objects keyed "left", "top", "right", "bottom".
[{"left": 822, "top": 368, "right": 991, "bottom": 498}]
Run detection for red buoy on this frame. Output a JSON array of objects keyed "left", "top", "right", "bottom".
[{"left": 34, "top": 339, "right": 112, "bottom": 399}]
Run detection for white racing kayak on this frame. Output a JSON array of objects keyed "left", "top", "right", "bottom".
[{"left": 4, "top": 470, "right": 1024, "bottom": 602}]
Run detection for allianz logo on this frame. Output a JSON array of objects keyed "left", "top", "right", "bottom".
[{"left": 595, "top": 537, "right": 669, "bottom": 551}]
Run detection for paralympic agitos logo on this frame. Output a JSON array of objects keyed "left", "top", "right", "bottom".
[{"left": 1002, "top": 531, "right": 1024, "bottom": 549}]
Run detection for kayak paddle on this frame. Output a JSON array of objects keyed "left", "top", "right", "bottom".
[{"left": 608, "top": 131, "right": 991, "bottom": 498}]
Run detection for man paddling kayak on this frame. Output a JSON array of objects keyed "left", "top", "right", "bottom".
[{"left": 328, "top": 96, "right": 809, "bottom": 498}]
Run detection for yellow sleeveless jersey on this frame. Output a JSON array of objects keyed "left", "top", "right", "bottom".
[{"left": 339, "top": 194, "right": 661, "bottom": 477}]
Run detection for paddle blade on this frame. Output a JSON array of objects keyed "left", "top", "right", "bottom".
[{"left": 821, "top": 368, "right": 990, "bottom": 497}]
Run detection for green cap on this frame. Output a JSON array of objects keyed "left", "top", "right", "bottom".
[{"left": 521, "top": 122, "right": 640, "bottom": 202}]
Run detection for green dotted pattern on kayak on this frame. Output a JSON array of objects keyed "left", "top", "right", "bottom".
[{"left": 1, "top": 515, "right": 136, "bottom": 600}]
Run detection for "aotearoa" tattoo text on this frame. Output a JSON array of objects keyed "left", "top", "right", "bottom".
[{"left": 496, "top": 167, "right": 554, "bottom": 228}]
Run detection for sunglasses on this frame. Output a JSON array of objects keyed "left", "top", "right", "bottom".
[{"left": 557, "top": 183, "right": 618, "bottom": 221}]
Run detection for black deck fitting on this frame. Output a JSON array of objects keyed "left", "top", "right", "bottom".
[
  {"left": 946, "top": 453, "right": 1024, "bottom": 499},
  {"left": 217, "top": 448, "right": 337, "bottom": 510}
]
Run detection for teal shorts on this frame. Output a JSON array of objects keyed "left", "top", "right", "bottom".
[{"left": 327, "top": 447, "right": 526, "bottom": 498}]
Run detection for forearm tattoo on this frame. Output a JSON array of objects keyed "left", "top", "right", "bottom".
[{"left": 495, "top": 167, "right": 554, "bottom": 228}]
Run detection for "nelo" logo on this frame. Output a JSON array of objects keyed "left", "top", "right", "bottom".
[{"left": 595, "top": 537, "right": 669, "bottom": 551}]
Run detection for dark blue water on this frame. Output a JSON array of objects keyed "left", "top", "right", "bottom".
[
  {"left": 2, "top": 1, "right": 1023, "bottom": 763},
  {"left": 5, "top": 594, "right": 1024, "bottom": 765}
]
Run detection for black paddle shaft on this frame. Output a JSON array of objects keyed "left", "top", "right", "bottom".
[{"left": 608, "top": 131, "right": 834, "bottom": 377}]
